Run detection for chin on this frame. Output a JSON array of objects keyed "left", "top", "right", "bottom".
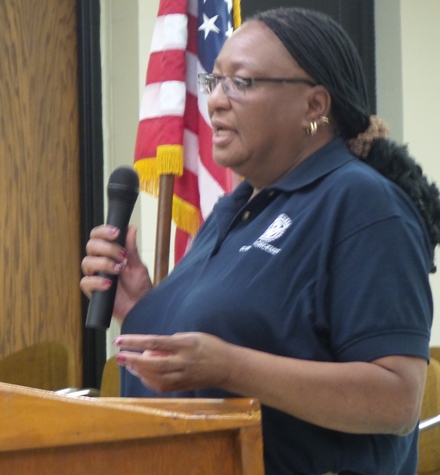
[{"left": 213, "top": 150, "right": 247, "bottom": 172}]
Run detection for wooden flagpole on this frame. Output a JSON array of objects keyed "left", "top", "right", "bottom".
[{"left": 153, "top": 174, "right": 174, "bottom": 286}]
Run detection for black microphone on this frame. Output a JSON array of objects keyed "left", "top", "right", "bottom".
[{"left": 85, "top": 166, "right": 139, "bottom": 329}]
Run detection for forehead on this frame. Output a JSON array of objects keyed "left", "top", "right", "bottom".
[{"left": 214, "top": 21, "right": 301, "bottom": 74}]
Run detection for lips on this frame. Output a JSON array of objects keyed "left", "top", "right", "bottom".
[
  {"left": 213, "top": 129, "right": 236, "bottom": 147},
  {"left": 212, "top": 122, "right": 233, "bottom": 132},
  {"left": 211, "top": 120, "right": 237, "bottom": 145}
]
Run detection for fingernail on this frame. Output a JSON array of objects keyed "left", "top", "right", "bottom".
[
  {"left": 116, "top": 353, "right": 126, "bottom": 363},
  {"left": 103, "top": 278, "right": 113, "bottom": 287},
  {"left": 113, "top": 337, "right": 122, "bottom": 346},
  {"left": 114, "top": 258, "right": 128, "bottom": 272},
  {"left": 120, "top": 249, "right": 128, "bottom": 259},
  {"left": 109, "top": 226, "right": 119, "bottom": 236}
]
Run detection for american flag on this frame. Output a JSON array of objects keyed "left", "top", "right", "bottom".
[{"left": 134, "top": 0, "right": 241, "bottom": 264}]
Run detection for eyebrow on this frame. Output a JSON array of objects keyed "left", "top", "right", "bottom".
[{"left": 213, "top": 58, "right": 263, "bottom": 73}]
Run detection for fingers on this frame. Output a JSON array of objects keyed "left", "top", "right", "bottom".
[
  {"left": 116, "top": 349, "right": 175, "bottom": 370},
  {"left": 81, "top": 255, "right": 122, "bottom": 276},
  {"left": 113, "top": 332, "right": 233, "bottom": 394},
  {"left": 80, "top": 275, "right": 112, "bottom": 299},
  {"left": 80, "top": 252, "right": 126, "bottom": 297},
  {"left": 81, "top": 225, "right": 128, "bottom": 277},
  {"left": 114, "top": 334, "right": 201, "bottom": 393},
  {"left": 114, "top": 334, "right": 181, "bottom": 353},
  {"left": 80, "top": 225, "right": 127, "bottom": 298},
  {"left": 115, "top": 344, "right": 182, "bottom": 393},
  {"left": 85, "top": 234, "right": 127, "bottom": 263},
  {"left": 89, "top": 224, "right": 120, "bottom": 241}
]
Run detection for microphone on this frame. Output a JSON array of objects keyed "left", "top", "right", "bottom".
[{"left": 85, "top": 166, "right": 140, "bottom": 329}]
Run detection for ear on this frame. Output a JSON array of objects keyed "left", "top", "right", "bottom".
[{"left": 304, "top": 85, "right": 332, "bottom": 123}]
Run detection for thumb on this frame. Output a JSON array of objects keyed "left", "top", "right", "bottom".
[{"left": 125, "top": 225, "right": 141, "bottom": 264}]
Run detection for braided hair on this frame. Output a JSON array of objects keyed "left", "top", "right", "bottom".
[{"left": 252, "top": 7, "right": 440, "bottom": 260}]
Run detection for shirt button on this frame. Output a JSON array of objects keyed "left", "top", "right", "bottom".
[
  {"left": 242, "top": 210, "right": 251, "bottom": 221},
  {"left": 268, "top": 191, "right": 275, "bottom": 197}
]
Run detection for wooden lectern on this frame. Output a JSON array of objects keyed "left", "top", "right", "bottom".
[{"left": 0, "top": 382, "right": 264, "bottom": 474}]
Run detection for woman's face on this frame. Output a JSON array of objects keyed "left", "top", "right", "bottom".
[{"left": 208, "top": 21, "right": 320, "bottom": 188}]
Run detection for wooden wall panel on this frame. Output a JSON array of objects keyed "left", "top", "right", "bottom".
[{"left": 0, "top": 0, "right": 82, "bottom": 385}]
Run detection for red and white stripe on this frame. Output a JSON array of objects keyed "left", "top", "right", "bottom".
[{"left": 134, "top": 0, "right": 235, "bottom": 263}]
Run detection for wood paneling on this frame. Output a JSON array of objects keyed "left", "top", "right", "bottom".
[{"left": 0, "top": 0, "right": 82, "bottom": 385}]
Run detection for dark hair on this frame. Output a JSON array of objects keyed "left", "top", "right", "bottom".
[
  {"left": 252, "top": 7, "right": 370, "bottom": 139},
  {"left": 251, "top": 7, "right": 440, "bottom": 258}
]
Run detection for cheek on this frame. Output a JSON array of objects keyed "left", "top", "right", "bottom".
[
  {"left": 245, "top": 111, "right": 285, "bottom": 145},
  {"left": 240, "top": 110, "right": 270, "bottom": 143},
  {"left": 271, "top": 104, "right": 304, "bottom": 138}
]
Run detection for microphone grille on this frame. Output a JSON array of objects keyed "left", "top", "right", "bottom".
[{"left": 108, "top": 166, "right": 139, "bottom": 190}]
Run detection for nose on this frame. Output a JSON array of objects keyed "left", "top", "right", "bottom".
[{"left": 207, "top": 80, "right": 231, "bottom": 116}]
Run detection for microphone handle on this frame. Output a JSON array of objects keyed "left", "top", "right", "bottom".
[{"left": 85, "top": 198, "right": 134, "bottom": 329}]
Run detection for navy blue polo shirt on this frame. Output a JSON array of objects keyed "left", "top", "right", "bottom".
[{"left": 121, "top": 138, "right": 433, "bottom": 475}]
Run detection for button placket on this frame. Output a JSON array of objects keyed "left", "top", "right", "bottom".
[{"left": 242, "top": 210, "right": 251, "bottom": 221}]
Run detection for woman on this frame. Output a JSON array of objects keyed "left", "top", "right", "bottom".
[{"left": 81, "top": 8, "right": 440, "bottom": 475}]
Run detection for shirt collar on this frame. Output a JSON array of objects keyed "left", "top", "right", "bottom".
[
  {"left": 219, "top": 137, "right": 354, "bottom": 209},
  {"left": 210, "top": 138, "right": 355, "bottom": 247},
  {"left": 269, "top": 137, "right": 354, "bottom": 193}
]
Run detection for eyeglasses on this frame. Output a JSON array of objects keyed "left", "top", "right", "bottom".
[{"left": 198, "top": 73, "right": 317, "bottom": 98}]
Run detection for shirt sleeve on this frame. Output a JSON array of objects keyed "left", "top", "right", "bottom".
[{"left": 323, "top": 215, "right": 433, "bottom": 363}]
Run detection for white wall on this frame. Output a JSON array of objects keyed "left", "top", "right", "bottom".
[
  {"left": 102, "top": 0, "right": 440, "bottom": 348},
  {"left": 376, "top": 0, "right": 440, "bottom": 345},
  {"left": 401, "top": 1, "right": 440, "bottom": 346},
  {"left": 100, "top": 0, "right": 160, "bottom": 352},
  {"left": 100, "top": 0, "right": 160, "bottom": 271},
  {"left": 401, "top": 0, "right": 440, "bottom": 182}
]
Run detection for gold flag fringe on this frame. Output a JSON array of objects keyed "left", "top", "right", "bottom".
[
  {"left": 233, "top": 0, "right": 242, "bottom": 29},
  {"left": 172, "top": 195, "right": 201, "bottom": 237},
  {"left": 134, "top": 158, "right": 160, "bottom": 196},
  {"left": 134, "top": 150, "right": 200, "bottom": 237},
  {"left": 134, "top": 144, "right": 183, "bottom": 195},
  {"left": 156, "top": 145, "right": 184, "bottom": 176}
]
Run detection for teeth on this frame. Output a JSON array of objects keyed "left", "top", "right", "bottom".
[{"left": 217, "top": 129, "right": 233, "bottom": 136}]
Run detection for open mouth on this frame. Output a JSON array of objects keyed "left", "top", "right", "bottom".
[{"left": 216, "top": 128, "right": 234, "bottom": 136}]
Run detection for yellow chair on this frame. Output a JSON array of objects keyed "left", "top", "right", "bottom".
[
  {"left": 431, "top": 347, "right": 440, "bottom": 364},
  {"left": 0, "top": 342, "right": 73, "bottom": 391},
  {"left": 99, "top": 355, "right": 120, "bottom": 397},
  {"left": 418, "top": 357, "right": 440, "bottom": 475},
  {"left": 54, "top": 355, "right": 120, "bottom": 398}
]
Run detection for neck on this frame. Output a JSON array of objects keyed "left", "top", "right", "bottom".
[{"left": 247, "top": 133, "right": 336, "bottom": 190}]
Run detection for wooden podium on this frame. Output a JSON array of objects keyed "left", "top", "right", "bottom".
[{"left": 0, "top": 382, "right": 264, "bottom": 474}]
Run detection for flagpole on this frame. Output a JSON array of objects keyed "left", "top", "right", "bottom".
[{"left": 153, "top": 174, "right": 174, "bottom": 285}]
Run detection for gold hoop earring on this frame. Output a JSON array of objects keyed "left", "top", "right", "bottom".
[
  {"left": 307, "top": 121, "right": 318, "bottom": 136},
  {"left": 307, "top": 116, "right": 329, "bottom": 136}
]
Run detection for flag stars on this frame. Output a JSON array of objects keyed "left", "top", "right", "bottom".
[
  {"left": 225, "top": 21, "right": 233, "bottom": 38},
  {"left": 198, "top": 13, "right": 220, "bottom": 39},
  {"left": 224, "top": 0, "right": 232, "bottom": 14}
]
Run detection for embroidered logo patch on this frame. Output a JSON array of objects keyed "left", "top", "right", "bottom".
[{"left": 239, "top": 213, "right": 292, "bottom": 255}]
